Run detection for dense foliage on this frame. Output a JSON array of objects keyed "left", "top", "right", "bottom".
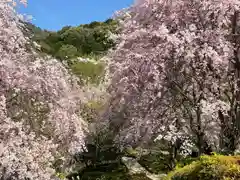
[
  {"left": 165, "top": 154, "right": 240, "bottom": 180},
  {"left": 24, "top": 19, "right": 118, "bottom": 59},
  {"left": 22, "top": 19, "right": 118, "bottom": 85}
]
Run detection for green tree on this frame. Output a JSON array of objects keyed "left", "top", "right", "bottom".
[{"left": 55, "top": 44, "right": 78, "bottom": 60}]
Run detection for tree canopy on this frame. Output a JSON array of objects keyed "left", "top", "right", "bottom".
[{"left": 24, "top": 19, "right": 119, "bottom": 60}]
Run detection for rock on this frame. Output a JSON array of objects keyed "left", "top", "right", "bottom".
[{"left": 121, "top": 157, "right": 167, "bottom": 180}]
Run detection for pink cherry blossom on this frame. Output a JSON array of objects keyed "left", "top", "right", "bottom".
[
  {"left": 107, "top": 0, "right": 240, "bottom": 155},
  {"left": 0, "top": 0, "right": 89, "bottom": 179}
]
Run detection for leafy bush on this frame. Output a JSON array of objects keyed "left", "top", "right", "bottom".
[
  {"left": 165, "top": 154, "right": 240, "bottom": 180},
  {"left": 138, "top": 151, "right": 173, "bottom": 174},
  {"left": 175, "top": 156, "right": 199, "bottom": 169},
  {"left": 55, "top": 44, "right": 78, "bottom": 60},
  {"left": 136, "top": 140, "right": 184, "bottom": 174}
]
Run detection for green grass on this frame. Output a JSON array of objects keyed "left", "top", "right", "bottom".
[{"left": 70, "top": 61, "right": 105, "bottom": 84}]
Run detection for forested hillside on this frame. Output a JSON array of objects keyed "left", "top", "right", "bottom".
[
  {"left": 24, "top": 19, "right": 118, "bottom": 59},
  {"left": 22, "top": 19, "right": 119, "bottom": 84},
  {"left": 3, "top": 0, "right": 240, "bottom": 180}
]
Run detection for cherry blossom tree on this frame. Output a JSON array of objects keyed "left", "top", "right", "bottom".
[
  {"left": 107, "top": 0, "right": 240, "bottom": 156},
  {"left": 0, "top": 0, "right": 90, "bottom": 179}
]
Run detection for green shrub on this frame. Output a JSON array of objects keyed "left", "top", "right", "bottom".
[
  {"left": 165, "top": 154, "right": 240, "bottom": 180},
  {"left": 137, "top": 140, "right": 182, "bottom": 174},
  {"left": 55, "top": 44, "right": 78, "bottom": 60},
  {"left": 138, "top": 152, "right": 172, "bottom": 174},
  {"left": 175, "top": 157, "right": 199, "bottom": 169}
]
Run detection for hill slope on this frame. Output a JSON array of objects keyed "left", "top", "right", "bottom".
[
  {"left": 24, "top": 19, "right": 118, "bottom": 60},
  {"left": 23, "top": 19, "right": 119, "bottom": 84}
]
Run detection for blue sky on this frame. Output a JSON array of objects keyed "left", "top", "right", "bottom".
[{"left": 19, "top": 0, "right": 133, "bottom": 31}]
